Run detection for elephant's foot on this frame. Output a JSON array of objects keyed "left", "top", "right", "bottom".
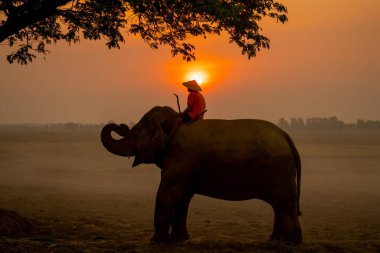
[
  {"left": 151, "top": 233, "right": 171, "bottom": 244},
  {"left": 269, "top": 232, "right": 281, "bottom": 242},
  {"left": 170, "top": 230, "right": 189, "bottom": 243},
  {"left": 151, "top": 231, "right": 189, "bottom": 244},
  {"left": 269, "top": 229, "right": 303, "bottom": 245},
  {"left": 285, "top": 230, "right": 303, "bottom": 245}
]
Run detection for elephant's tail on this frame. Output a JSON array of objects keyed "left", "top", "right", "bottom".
[{"left": 283, "top": 132, "right": 302, "bottom": 216}]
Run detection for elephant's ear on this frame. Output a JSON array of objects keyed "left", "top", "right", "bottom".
[
  {"left": 133, "top": 122, "right": 167, "bottom": 167},
  {"left": 149, "top": 123, "right": 167, "bottom": 160},
  {"left": 161, "top": 115, "right": 181, "bottom": 137}
]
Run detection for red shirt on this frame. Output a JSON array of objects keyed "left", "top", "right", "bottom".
[{"left": 187, "top": 91, "right": 206, "bottom": 119}]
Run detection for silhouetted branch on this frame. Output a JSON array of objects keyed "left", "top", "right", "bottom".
[{"left": 0, "top": 0, "right": 288, "bottom": 64}]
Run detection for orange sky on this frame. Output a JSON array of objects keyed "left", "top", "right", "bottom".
[{"left": 1, "top": 0, "right": 380, "bottom": 124}]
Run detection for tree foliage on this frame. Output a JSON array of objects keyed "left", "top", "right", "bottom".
[{"left": 0, "top": 0, "right": 288, "bottom": 64}]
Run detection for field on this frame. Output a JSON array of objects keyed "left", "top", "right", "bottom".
[{"left": 0, "top": 128, "right": 379, "bottom": 252}]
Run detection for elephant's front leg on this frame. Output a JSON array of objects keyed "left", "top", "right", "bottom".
[
  {"left": 170, "top": 192, "right": 194, "bottom": 242},
  {"left": 151, "top": 178, "right": 190, "bottom": 243}
]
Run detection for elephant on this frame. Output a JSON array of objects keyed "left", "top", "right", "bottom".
[{"left": 101, "top": 106, "right": 302, "bottom": 244}]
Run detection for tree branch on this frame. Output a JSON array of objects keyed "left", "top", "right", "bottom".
[{"left": 0, "top": 0, "right": 71, "bottom": 43}]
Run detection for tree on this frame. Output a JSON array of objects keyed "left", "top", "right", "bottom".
[
  {"left": 0, "top": 0, "right": 288, "bottom": 64},
  {"left": 277, "top": 117, "right": 289, "bottom": 129}
]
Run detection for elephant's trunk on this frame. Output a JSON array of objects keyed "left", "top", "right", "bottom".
[{"left": 101, "top": 123, "right": 134, "bottom": 157}]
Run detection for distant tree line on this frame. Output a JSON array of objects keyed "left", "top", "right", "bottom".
[
  {"left": 277, "top": 117, "right": 380, "bottom": 132},
  {"left": 1, "top": 118, "right": 380, "bottom": 132},
  {"left": 356, "top": 120, "right": 380, "bottom": 130},
  {"left": 0, "top": 123, "right": 104, "bottom": 131}
]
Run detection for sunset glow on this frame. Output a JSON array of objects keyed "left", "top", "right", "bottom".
[
  {"left": 165, "top": 54, "right": 233, "bottom": 92},
  {"left": 1, "top": 0, "right": 380, "bottom": 124},
  {"left": 186, "top": 70, "right": 207, "bottom": 85}
]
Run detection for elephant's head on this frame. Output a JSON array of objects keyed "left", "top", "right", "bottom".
[{"left": 101, "top": 106, "right": 179, "bottom": 167}]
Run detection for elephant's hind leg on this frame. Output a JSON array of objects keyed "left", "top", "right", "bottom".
[{"left": 270, "top": 198, "right": 303, "bottom": 244}]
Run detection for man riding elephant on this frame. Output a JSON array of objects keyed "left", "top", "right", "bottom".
[
  {"left": 181, "top": 80, "right": 206, "bottom": 123},
  {"left": 101, "top": 106, "right": 303, "bottom": 244}
]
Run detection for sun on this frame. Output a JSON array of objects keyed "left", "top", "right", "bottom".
[
  {"left": 186, "top": 71, "right": 207, "bottom": 86},
  {"left": 191, "top": 74, "right": 204, "bottom": 85}
]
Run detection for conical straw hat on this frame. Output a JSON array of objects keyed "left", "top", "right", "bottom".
[{"left": 182, "top": 80, "right": 202, "bottom": 91}]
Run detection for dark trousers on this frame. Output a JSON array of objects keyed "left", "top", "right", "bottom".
[{"left": 181, "top": 113, "right": 193, "bottom": 123}]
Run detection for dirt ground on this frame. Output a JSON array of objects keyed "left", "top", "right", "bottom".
[{"left": 0, "top": 129, "right": 379, "bottom": 252}]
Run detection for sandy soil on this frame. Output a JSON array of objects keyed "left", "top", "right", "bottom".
[{"left": 0, "top": 129, "right": 379, "bottom": 252}]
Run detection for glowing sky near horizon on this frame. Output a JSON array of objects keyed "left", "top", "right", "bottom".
[{"left": 0, "top": 0, "right": 379, "bottom": 124}]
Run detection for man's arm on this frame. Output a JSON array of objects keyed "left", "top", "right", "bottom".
[{"left": 182, "top": 93, "right": 193, "bottom": 114}]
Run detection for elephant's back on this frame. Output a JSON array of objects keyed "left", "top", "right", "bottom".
[
  {"left": 173, "top": 118, "right": 294, "bottom": 167},
  {"left": 193, "top": 118, "right": 279, "bottom": 133},
  {"left": 178, "top": 119, "right": 287, "bottom": 147}
]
